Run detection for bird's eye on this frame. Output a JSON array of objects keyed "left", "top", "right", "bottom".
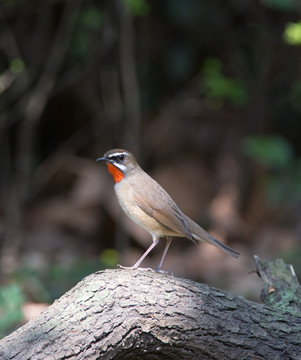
[{"left": 117, "top": 155, "right": 125, "bottom": 161}]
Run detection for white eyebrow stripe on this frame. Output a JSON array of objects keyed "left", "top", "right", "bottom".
[{"left": 108, "top": 152, "right": 127, "bottom": 158}]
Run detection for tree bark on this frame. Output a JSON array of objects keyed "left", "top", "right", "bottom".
[{"left": 0, "top": 261, "right": 300, "bottom": 360}]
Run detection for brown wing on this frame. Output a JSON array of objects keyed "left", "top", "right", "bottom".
[{"left": 133, "top": 191, "right": 196, "bottom": 243}]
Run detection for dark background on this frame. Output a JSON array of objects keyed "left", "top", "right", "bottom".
[{"left": 1, "top": 0, "right": 301, "bottom": 336}]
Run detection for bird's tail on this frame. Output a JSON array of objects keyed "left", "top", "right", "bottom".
[
  {"left": 203, "top": 234, "right": 240, "bottom": 258},
  {"left": 186, "top": 217, "right": 240, "bottom": 259}
]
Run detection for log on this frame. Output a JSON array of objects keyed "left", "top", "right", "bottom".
[{"left": 0, "top": 259, "right": 300, "bottom": 359}]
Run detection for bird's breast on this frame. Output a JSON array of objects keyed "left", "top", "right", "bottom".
[{"left": 114, "top": 180, "right": 178, "bottom": 237}]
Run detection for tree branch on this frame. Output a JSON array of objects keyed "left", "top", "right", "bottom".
[{"left": 0, "top": 258, "right": 300, "bottom": 359}]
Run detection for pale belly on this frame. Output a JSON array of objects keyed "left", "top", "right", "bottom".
[{"left": 114, "top": 182, "right": 179, "bottom": 238}]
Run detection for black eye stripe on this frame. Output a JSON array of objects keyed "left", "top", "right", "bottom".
[{"left": 110, "top": 154, "right": 125, "bottom": 162}]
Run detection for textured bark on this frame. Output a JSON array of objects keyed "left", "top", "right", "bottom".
[
  {"left": 255, "top": 256, "right": 301, "bottom": 316},
  {"left": 0, "top": 265, "right": 300, "bottom": 360}
]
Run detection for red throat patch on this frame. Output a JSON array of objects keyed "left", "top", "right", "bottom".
[{"left": 106, "top": 163, "right": 124, "bottom": 183}]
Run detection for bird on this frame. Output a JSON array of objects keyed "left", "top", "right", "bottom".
[{"left": 97, "top": 149, "right": 239, "bottom": 271}]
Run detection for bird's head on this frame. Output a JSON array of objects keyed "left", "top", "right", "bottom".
[{"left": 97, "top": 149, "right": 138, "bottom": 183}]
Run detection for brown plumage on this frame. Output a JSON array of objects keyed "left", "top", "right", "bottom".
[{"left": 97, "top": 149, "right": 239, "bottom": 271}]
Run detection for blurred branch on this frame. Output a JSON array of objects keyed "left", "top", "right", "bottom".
[
  {"left": 33, "top": 122, "right": 103, "bottom": 193},
  {"left": 118, "top": 0, "right": 141, "bottom": 155},
  {"left": 0, "top": 0, "right": 82, "bottom": 272},
  {"left": 54, "top": 2, "right": 117, "bottom": 96},
  {"left": 0, "top": 134, "right": 22, "bottom": 275},
  {"left": 0, "top": 22, "right": 27, "bottom": 97},
  {"left": 0, "top": 20, "right": 30, "bottom": 127},
  {"left": 15, "top": 0, "right": 82, "bottom": 201}
]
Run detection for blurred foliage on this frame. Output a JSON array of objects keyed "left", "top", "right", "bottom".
[
  {"left": 12, "top": 257, "right": 111, "bottom": 303},
  {"left": 70, "top": 6, "right": 103, "bottom": 61},
  {"left": 124, "top": 0, "right": 150, "bottom": 16},
  {"left": 100, "top": 248, "right": 120, "bottom": 267},
  {"left": 241, "top": 135, "right": 301, "bottom": 204},
  {"left": 262, "top": 0, "right": 295, "bottom": 11},
  {"left": 201, "top": 58, "right": 249, "bottom": 109},
  {"left": 9, "top": 59, "right": 25, "bottom": 75},
  {"left": 284, "top": 21, "right": 301, "bottom": 46},
  {"left": 163, "top": 0, "right": 203, "bottom": 25},
  {"left": 289, "top": 81, "right": 301, "bottom": 113},
  {"left": 0, "top": 284, "right": 25, "bottom": 339},
  {"left": 279, "top": 247, "right": 301, "bottom": 277},
  {"left": 241, "top": 135, "right": 293, "bottom": 169}
]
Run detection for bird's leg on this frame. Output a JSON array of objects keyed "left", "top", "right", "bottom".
[
  {"left": 118, "top": 237, "right": 159, "bottom": 270},
  {"left": 155, "top": 237, "right": 172, "bottom": 273}
]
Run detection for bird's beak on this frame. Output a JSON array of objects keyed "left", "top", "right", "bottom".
[{"left": 96, "top": 157, "right": 106, "bottom": 162}]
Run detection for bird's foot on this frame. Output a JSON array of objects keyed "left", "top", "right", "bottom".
[
  {"left": 155, "top": 267, "right": 173, "bottom": 276},
  {"left": 117, "top": 264, "right": 154, "bottom": 271},
  {"left": 117, "top": 264, "right": 172, "bottom": 275}
]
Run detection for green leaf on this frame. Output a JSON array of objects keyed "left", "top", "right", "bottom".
[
  {"left": 284, "top": 21, "right": 301, "bottom": 46},
  {"left": 241, "top": 135, "right": 294, "bottom": 169},
  {"left": 201, "top": 58, "right": 248, "bottom": 108}
]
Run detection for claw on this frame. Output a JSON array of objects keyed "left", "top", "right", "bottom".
[
  {"left": 117, "top": 264, "right": 154, "bottom": 272},
  {"left": 155, "top": 268, "right": 173, "bottom": 276}
]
